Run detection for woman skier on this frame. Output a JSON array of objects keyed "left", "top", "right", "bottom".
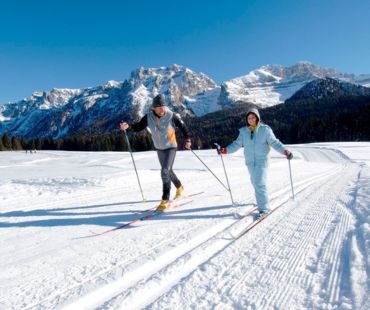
[{"left": 217, "top": 108, "right": 293, "bottom": 218}]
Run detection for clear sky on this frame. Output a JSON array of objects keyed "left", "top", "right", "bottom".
[{"left": 1, "top": 0, "right": 369, "bottom": 105}]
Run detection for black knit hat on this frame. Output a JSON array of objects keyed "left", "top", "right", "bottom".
[{"left": 152, "top": 94, "right": 166, "bottom": 108}]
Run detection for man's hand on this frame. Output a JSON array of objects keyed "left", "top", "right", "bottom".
[
  {"left": 120, "top": 121, "right": 129, "bottom": 131},
  {"left": 184, "top": 139, "right": 191, "bottom": 150}
]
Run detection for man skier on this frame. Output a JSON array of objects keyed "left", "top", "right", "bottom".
[
  {"left": 120, "top": 94, "right": 191, "bottom": 211},
  {"left": 217, "top": 108, "right": 293, "bottom": 218}
]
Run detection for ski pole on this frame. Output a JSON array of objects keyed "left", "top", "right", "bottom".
[
  {"left": 214, "top": 143, "right": 235, "bottom": 205},
  {"left": 190, "top": 149, "right": 229, "bottom": 191},
  {"left": 123, "top": 130, "right": 146, "bottom": 201},
  {"left": 288, "top": 159, "right": 295, "bottom": 200}
]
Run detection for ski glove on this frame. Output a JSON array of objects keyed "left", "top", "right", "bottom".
[
  {"left": 217, "top": 147, "right": 227, "bottom": 155},
  {"left": 284, "top": 150, "right": 293, "bottom": 160}
]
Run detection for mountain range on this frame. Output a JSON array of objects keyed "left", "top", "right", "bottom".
[{"left": 1, "top": 61, "right": 369, "bottom": 139}]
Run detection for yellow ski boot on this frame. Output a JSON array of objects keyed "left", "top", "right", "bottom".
[
  {"left": 174, "top": 186, "right": 184, "bottom": 200},
  {"left": 156, "top": 200, "right": 169, "bottom": 211}
]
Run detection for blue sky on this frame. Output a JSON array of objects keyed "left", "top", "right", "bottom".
[{"left": 1, "top": 0, "right": 369, "bottom": 105}]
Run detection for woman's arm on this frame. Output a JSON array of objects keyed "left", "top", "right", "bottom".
[{"left": 226, "top": 129, "right": 244, "bottom": 154}]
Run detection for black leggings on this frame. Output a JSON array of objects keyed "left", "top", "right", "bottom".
[{"left": 157, "top": 148, "right": 182, "bottom": 200}]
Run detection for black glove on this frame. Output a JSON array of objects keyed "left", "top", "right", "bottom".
[{"left": 284, "top": 150, "right": 293, "bottom": 160}]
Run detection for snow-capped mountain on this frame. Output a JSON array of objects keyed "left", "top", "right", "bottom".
[
  {"left": 354, "top": 74, "right": 370, "bottom": 87},
  {"left": 0, "top": 81, "right": 125, "bottom": 138},
  {"left": 0, "top": 65, "right": 216, "bottom": 139},
  {"left": 219, "top": 61, "right": 363, "bottom": 108},
  {"left": 0, "top": 62, "right": 369, "bottom": 139},
  {"left": 127, "top": 64, "right": 217, "bottom": 116}
]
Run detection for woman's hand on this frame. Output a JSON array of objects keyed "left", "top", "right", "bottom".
[{"left": 284, "top": 150, "right": 293, "bottom": 160}]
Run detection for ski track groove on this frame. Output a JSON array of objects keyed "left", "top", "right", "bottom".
[
  {"left": 146, "top": 163, "right": 358, "bottom": 310},
  {"left": 4, "top": 150, "right": 357, "bottom": 310},
  {"left": 57, "top": 171, "right": 316, "bottom": 308},
  {"left": 78, "top": 164, "right": 348, "bottom": 309},
  {"left": 263, "top": 172, "right": 352, "bottom": 309},
  {"left": 2, "top": 147, "right": 366, "bottom": 310},
  {"left": 226, "top": 170, "right": 342, "bottom": 309},
  {"left": 249, "top": 165, "right": 355, "bottom": 309},
  {"left": 310, "top": 202, "right": 353, "bottom": 309},
  {"left": 4, "top": 164, "right": 344, "bottom": 310},
  {"left": 25, "top": 211, "right": 207, "bottom": 310}
]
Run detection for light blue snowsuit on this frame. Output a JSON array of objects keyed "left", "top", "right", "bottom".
[{"left": 226, "top": 123, "right": 286, "bottom": 212}]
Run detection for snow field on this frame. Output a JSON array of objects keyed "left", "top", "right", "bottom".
[{"left": 0, "top": 143, "right": 369, "bottom": 309}]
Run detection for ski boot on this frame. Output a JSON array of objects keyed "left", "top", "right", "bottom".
[
  {"left": 257, "top": 210, "right": 270, "bottom": 220},
  {"left": 174, "top": 186, "right": 184, "bottom": 200},
  {"left": 156, "top": 200, "right": 169, "bottom": 211}
]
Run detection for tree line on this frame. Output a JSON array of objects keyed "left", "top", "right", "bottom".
[
  {"left": 0, "top": 132, "right": 153, "bottom": 152},
  {"left": 1, "top": 93, "right": 369, "bottom": 152},
  {"left": 186, "top": 94, "right": 370, "bottom": 147}
]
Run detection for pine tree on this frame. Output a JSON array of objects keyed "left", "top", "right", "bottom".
[
  {"left": 0, "top": 139, "right": 5, "bottom": 151},
  {"left": 35, "top": 139, "right": 42, "bottom": 150},
  {"left": 2, "top": 133, "right": 12, "bottom": 150},
  {"left": 20, "top": 138, "right": 28, "bottom": 150},
  {"left": 11, "top": 136, "right": 23, "bottom": 150},
  {"left": 114, "top": 134, "right": 128, "bottom": 151},
  {"left": 31, "top": 140, "right": 36, "bottom": 150}
]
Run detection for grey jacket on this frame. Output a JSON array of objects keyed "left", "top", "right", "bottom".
[
  {"left": 130, "top": 107, "right": 190, "bottom": 150},
  {"left": 147, "top": 108, "right": 178, "bottom": 150}
]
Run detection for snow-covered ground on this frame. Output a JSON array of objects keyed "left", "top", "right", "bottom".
[{"left": 0, "top": 143, "right": 369, "bottom": 309}]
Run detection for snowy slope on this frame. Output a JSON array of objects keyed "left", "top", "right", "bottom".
[
  {"left": 183, "top": 87, "right": 221, "bottom": 116},
  {"left": 2, "top": 62, "right": 370, "bottom": 138},
  {"left": 219, "top": 61, "right": 368, "bottom": 108},
  {"left": 1, "top": 144, "right": 369, "bottom": 309},
  {"left": 355, "top": 74, "right": 370, "bottom": 87},
  {"left": 0, "top": 65, "right": 217, "bottom": 138}
]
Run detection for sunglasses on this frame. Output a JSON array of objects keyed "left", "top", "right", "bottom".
[{"left": 250, "top": 131, "right": 254, "bottom": 140}]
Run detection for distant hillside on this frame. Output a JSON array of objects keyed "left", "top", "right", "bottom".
[
  {"left": 187, "top": 78, "right": 370, "bottom": 148},
  {"left": 2, "top": 78, "right": 370, "bottom": 152},
  {"left": 2, "top": 61, "right": 370, "bottom": 140}
]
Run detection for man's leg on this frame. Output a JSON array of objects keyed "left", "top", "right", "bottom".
[
  {"left": 169, "top": 169, "right": 181, "bottom": 189},
  {"left": 168, "top": 151, "right": 183, "bottom": 198},
  {"left": 157, "top": 149, "right": 177, "bottom": 200}
]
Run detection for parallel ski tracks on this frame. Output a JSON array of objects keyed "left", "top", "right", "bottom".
[
  {"left": 25, "top": 217, "right": 201, "bottom": 310},
  {"left": 260, "top": 179, "right": 352, "bottom": 309},
  {"left": 59, "top": 163, "right": 348, "bottom": 309},
  {"left": 218, "top": 168, "right": 350, "bottom": 308},
  {"left": 148, "top": 163, "right": 357, "bottom": 310}
]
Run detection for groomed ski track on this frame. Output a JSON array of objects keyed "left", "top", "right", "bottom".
[{"left": 1, "top": 145, "right": 369, "bottom": 310}]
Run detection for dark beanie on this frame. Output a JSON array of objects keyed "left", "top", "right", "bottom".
[{"left": 152, "top": 94, "right": 166, "bottom": 108}]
